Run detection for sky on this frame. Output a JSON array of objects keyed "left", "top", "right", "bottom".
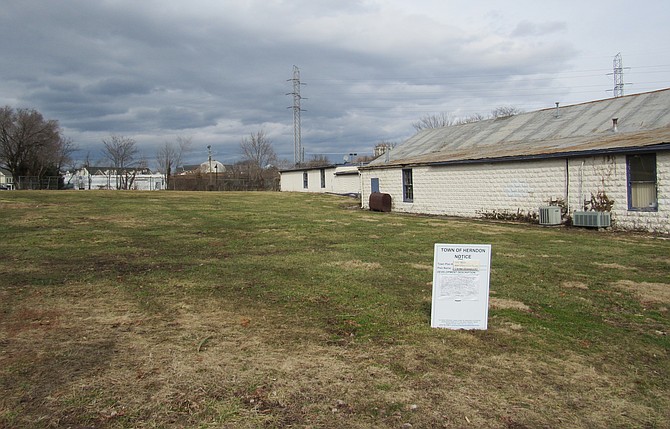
[{"left": 1, "top": 0, "right": 669, "bottom": 168}]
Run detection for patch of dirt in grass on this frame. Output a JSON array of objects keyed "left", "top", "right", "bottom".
[
  {"left": 326, "top": 260, "right": 382, "bottom": 270},
  {"left": 613, "top": 280, "right": 670, "bottom": 304},
  {"left": 70, "top": 215, "right": 148, "bottom": 228},
  {"left": 2, "top": 307, "right": 63, "bottom": 336},
  {"left": 497, "top": 252, "right": 527, "bottom": 259},
  {"left": 407, "top": 263, "right": 432, "bottom": 271},
  {"left": 593, "top": 262, "right": 635, "bottom": 271},
  {"left": 476, "top": 225, "right": 513, "bottom": 235},
  {"left": 562, "top": 281, "right": 589, "bottom": 290},
  {"left": 489, "top": 298, "right": 531, "bottom": 311}
]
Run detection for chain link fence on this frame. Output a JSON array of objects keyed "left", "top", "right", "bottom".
[{"left": 16, "top": 176, "right": 65, "bottom": 190}]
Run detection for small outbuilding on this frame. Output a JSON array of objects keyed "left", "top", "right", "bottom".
[
  {"left": 359, "top": 88, "right": 670, "bottom": 234},
  {"left": 65, "top": 166, "right": 164, "bottom": 190},
  {"left": 280, "top": 164, "right": 361, "bottom": 196}
]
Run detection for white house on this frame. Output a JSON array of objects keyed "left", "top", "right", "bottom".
[
  {"left": 280, "top": 164, "right": 361, "bottom": 195},
  {"left": 0, "top": 167, "right": 14, "bottom": 190},
  {"left": 178, "top": 160, "right": 227, "bottom": 175},
  {"left": 65, "top": 166, "right": 165, "bottom": 191},
  {"left": 360, "top": 88, "right": 670, "bottom": 234}
]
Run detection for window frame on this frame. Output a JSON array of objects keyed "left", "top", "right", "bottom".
[
  {"left": 402, "top": 168, "right": 413, "bottom": 202},
  {"left": 302, "top": 171, "right": 308, "bottom": 189},
  {"left": 627, "top": 153, "right": 658, "bottom": 212},
  {"left": 320, "top": 168, "right": 326, "bottom": 189}
]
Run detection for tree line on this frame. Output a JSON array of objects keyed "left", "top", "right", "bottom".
[
  {"left": 0, "top": 105, "right": 280, "bottom": 190},
  {"left": 0, "top": 103, "right": 523, "bottom": 189}
]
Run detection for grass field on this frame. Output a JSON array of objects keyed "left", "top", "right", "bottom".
[{"left": 0, "top": 191, "right": 668, "bottom": 428}]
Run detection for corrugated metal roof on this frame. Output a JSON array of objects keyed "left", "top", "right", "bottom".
[{"left": 366, "top": 88, "right": 670, "bottom": 168}]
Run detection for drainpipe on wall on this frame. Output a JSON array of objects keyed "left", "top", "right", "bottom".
[
  {"left": 579, "top": 160, "right": 585, "bottom": 211},
  {"left": 565, "top": 158, "right": 570, "bottom": 214}
]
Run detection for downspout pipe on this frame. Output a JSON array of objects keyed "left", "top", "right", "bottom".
[{"left": 565, "top": 158, "right": 570, "bottom": 215}]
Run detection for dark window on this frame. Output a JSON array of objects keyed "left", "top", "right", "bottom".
[
  {"left": 320, "top": 168, "right": 326, "bottom": 188},
  {"left": 303, "top": 172, "right": 308, "bottom": 189},
  {"left": 402, "top": 169, "right": 413, "bottom": 202},
  {"left": 627, "top": 153, "right": 657, "bottom": 211}
]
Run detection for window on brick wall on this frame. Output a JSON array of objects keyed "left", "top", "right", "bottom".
[
  {"left": 303, "top": 172, "right": 308, "bottom": 189},
  {"left": 402, "top": 168, "right": 413, "bottom": 202},
  {"left": 627, "top": 153, "right": 657, "bottom": 211}
]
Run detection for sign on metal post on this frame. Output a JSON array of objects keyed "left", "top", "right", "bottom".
[{"left": 431, "top": 244, "right": 491, "bottom": 330}]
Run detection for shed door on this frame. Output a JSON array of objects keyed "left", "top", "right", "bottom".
[{"left": 371, "top": 178, "right": 379, "bottom": 193}]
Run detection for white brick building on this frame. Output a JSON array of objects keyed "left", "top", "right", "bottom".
[
  {"left": 360, "top": 89, "right": 670, "bottom": 234},
  {"left": 280, "top": 164, "right": 361, "bottom": 196}
]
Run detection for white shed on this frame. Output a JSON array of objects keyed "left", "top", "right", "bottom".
[{"left": 280, "top": 164, "right": 361, "bottom": 195}]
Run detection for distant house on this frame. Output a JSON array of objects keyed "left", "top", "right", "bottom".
[
  {"left": 177, "top": 160, "right": 229, "bottom": 175},
  {"left": 0, "top": 167, "right": 14, "bottom": 190},
  {"left": 280, "top": 164, "right": 361, "bottom": 196},
  {"left": 360, "top": 88, "right": 670, "bottom": 234},
  {"left": 65, "top": 166, "right": 164, "bottom": 190}
]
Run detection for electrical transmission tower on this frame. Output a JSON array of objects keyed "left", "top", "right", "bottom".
[
  {"left": 612, "top": 52, "right": 625, "bottom": 97},
  {"left": 287, "top": 65, "right": 306, "bottom": 165}
]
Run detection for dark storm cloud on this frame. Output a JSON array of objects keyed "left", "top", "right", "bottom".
[{"left": 1, "top": 0, "right": 668, "bottom": 166}]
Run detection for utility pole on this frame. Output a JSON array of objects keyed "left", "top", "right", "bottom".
[
  {"left": 287, "top": 65, "right": 306, "bottom": 166},
  {"left": 207, "top": 145, "right": 213, "bottom": 190},
  {"left": 609, "top": 53, "right": 629, "bottom": 98}
]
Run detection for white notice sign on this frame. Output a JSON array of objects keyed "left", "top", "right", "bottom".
[{"left": 431, "top": 244, "right": 491, "bottom": 330}]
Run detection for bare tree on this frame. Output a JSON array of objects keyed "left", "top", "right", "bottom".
[
  {"left": 101, "top": 134, "right": 138, "bottom": 189},
  {"left": 459, "top": 113, "right": 487, "bottom": 124},
  {"left": 240, "top": 130, "right": 277, "bottom": 187},
  {"left": 0, "top": 106, "right": 71, "bottom": 183},
  {"left": 412, "top": 112, "right": 456, "bottom": 132},
  {"left": 305, "top": 154, "right": 330, "bottom": 167},
  {"left": 157, "top": 136, "right": 191, "bottom": 189},
  {"left": 491, "top": 106, "right": 523, "bottom": 118},
  {"left": 413, "top": 107, "right": 520, "bottom": 133}
]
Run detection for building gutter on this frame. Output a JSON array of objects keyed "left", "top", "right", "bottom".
[{"left": 359, "top": 142, "right": 670, "bottom": 170}]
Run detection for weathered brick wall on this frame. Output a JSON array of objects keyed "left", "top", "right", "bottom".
[
  {"left": 362, "top": 160, "right": 566, "bottom": 217},
  {"left": 361, "top": 152, "right": 670, "bottom": 233}
]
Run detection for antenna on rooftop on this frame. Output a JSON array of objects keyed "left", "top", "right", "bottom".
[{"left": 287, "top": 65, "right": 306, "bottom": 166}]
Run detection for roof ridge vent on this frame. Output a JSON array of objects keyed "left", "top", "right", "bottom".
[
  {"left": 554, "top": 102, "right": 560, "bottom": 118},
  {"left": 612, "top": 117, "right": 619, "bottom": 132}
]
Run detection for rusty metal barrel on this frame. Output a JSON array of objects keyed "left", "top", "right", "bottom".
[{"left": 369, "top": 192, "right": 392, "bottom": 212}]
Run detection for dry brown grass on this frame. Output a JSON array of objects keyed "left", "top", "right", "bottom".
[
  {"left": 6, "top": 282, "right": 657, "bottom": 429},
  {"left": 613, "top": 280, "right": 670, "bottom": 304},
  {"left": 1, "top": 191, "right": 668, "bottom": 428},
  {"left": 489, "top": 298, "right": 531, "bottom": 312},
  {"left": 562, "top": 281, "right": 590, "bottom": 290},
  {"left": 325, "top": 260, "right": 383, "bottom": 270}
]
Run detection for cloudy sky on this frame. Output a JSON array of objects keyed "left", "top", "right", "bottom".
[{"left": 1, "top": 0, "right": 669, "bottom": 167}]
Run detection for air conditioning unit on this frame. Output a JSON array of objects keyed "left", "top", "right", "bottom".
[
  {"left": 573, "top": 211, "right": 611, "bottom": 228},
  {"left": 539, "top": 206, "right": 562, "bottom": 225}
]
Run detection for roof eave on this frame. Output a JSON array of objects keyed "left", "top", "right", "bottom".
[{"left": 360, "top": 142, "right": 670, "bottom": 170}]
